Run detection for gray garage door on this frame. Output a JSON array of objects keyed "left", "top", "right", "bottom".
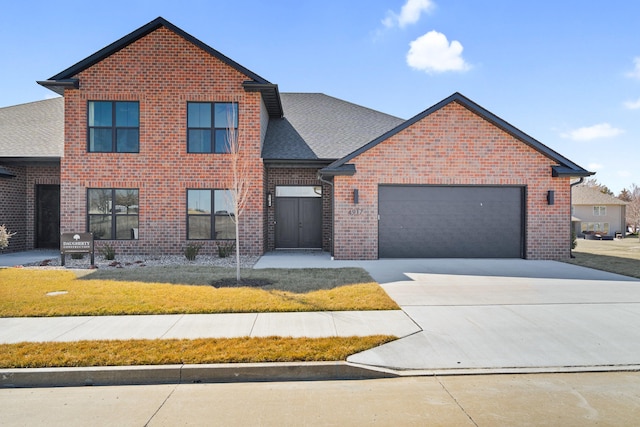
[{"left": 379, "top": 185, "right": 524, "bottom": 258}]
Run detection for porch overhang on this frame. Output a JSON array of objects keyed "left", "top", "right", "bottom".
[{"left": 318, "top": 164, "right": 356, "bottom": 178}]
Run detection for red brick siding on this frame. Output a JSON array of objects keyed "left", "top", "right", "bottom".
[
  {"left": 0, "top": 164, "right": 60, "bottom": 253},
  {"left": 332, "top": 101, "right": 571, "bottom": 260},
  {"left": 265, "top": 167, "right": 332, "bottom": 252},
  {"left": 61, "top": 27, "right": 264, "bottom": 255}
]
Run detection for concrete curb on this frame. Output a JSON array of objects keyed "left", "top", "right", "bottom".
[{"left": 0, "top": 362, "right": 398, "bottom": 388}]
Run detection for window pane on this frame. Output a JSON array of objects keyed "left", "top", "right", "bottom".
[
  {"left": 115, "top": 190, "right": 139, "bottom": 214},
  {"left": 188, "top": 103, "right": 211, "bottom": 128},
  {"left": 215, "top": 215, "right": 235, "bottom": 239},
  {"left": 214, "top": 190, "right": 234, "bottom": 215},
  {"left": 188, "top": 129, "right": 211, "bottom": 153},
  {"left": 89, "top": 215, "right": 112, "bottom": 240},
  {"left": 116, "top": 216, "right": 139, "bottom": 240},
  {"left": 214, "top": 129, "right": 231, "bottom": 153},
  {"left": 90, "top": 128, "right": 112, "bottom": 152},
  {"left": 88, "top": 189, "right": 112, "bottom": 214},
  {"left": 115, "top": 102, "right": 139, "bottom": 127},
  {"left": 188, "top": 215, "right": 211, "bottom": 239},
  {"left": 188, "top": 190, "right": 211, "bottom": 214},
  {"left": 116, "top": 129, "right": 139, "bottom": 152},
  {"left": 275, "top": 186, "right": 322, "bottom": 197},
  {"left": 89, "top": 102, "right": 112, "bottom": 126},
  {"left": 214, "top": 103, "right": 238, "bottom": 128}
]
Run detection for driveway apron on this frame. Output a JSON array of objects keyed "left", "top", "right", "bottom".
[{"left": 349, "top": 259, "right": 640, "bottom": 372}]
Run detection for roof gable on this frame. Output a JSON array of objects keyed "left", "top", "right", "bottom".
[
  {"left": 38, "top": 17, "right": 283, "bottom": 117},
  {"left": 322, "top": 92, "right": 593, "bottom": 178}
]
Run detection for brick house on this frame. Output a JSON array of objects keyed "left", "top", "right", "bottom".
[{"left": 1, "top": 17, "right": 592, "bottom": 259}]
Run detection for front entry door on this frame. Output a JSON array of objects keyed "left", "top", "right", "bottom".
[
  {"left": 275, "top": 186, "right": 322, "bottom": 249},
  {"left": 36, "top": 184, "right": 60, "bottom": 248}
]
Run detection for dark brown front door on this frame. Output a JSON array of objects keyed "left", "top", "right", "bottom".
[
  {"left": 275, "top": 197, "right": 322, "bottom": 249},
  {"left": 36, "top": 184, "right": 60, "bottom": 248}
]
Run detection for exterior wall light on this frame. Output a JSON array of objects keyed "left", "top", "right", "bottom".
[
  {"left": 547, "top": 190, "right": 554, "bottom": 205},
  {"left": 353, "top": 188, "right": 359, "bottom": 204}
]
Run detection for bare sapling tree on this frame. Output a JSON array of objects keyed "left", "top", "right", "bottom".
[{"left": 224, "top": 102, "right": 251, "bottom": 282}]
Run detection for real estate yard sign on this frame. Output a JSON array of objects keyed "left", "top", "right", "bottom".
[{"left": 60, "top": 232, "right": 94, "bottom": 266}]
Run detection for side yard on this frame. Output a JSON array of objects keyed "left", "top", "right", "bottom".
[{"left": 565, "top": 235, "right": 640, "bottom": 279}]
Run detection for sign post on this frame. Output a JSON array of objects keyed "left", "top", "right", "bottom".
[{"left": 60, "top": 233, "right": 94, "bottom": 267}]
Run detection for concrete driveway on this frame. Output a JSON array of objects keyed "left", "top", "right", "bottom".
[{"left": 349, "top": 259, "right": 640, "bottom": 373}]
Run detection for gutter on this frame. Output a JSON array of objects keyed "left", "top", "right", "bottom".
[{"left": 569, "top": 177, "right": 585, "bottom": 258}]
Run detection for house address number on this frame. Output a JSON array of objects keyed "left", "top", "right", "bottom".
[{"left": 348, "top": 208, "right": 365, "bottom": 216}]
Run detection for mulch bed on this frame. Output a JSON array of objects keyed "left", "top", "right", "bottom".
[{"left": 211, "top": 278, "right": 273, "bottom": 288}]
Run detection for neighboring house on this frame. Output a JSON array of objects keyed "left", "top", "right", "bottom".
[
  {"left": 572, "top": 186, "right": 627, "bottom": 239},
  {"left": 1, "top": 17, "right": 592, "bottom": 259}
]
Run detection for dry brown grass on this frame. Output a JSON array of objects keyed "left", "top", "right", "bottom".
[
  {"left": 565, "top": 236, "right": 640, "bottom": 279},
  {"left": 0, "top": 336, "right": 396, "bottom": 368},
  {"left": 0, "top": 268, "right": 399, "bottom": 317}
]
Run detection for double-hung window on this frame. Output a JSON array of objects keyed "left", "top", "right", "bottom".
[
  {"left": 593, "top": 206, "right": 607, "bottom": 216},
  {"left": 88, "top": 101, "right": 139, "bottom": 152},
  {"left": 187, "top": 102, "right": 237, "bottom": 153},
  {"left": 88, "top": 189, "right": 139, "bottom": 240},
  {"left": 187, "top": 189, "right": 235, "bottom": 239}
]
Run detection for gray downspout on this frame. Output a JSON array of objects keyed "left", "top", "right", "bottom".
[
  {"left": 570, "top": 177, "right": 585, "bottom": 258},
  {"left": 317, "top": 172, "right": 335, "bottom": 258}
]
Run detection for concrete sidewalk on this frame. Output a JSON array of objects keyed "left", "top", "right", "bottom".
[
  {"left": 0, "top": 311, "right": 420, "bottom": 344},
  {"left": 0, "top": 249, "right": 59, "bottom": 267}
]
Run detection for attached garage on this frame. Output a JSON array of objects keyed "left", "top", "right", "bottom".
[
  {"left": 319, "top": 93, "right": 593, "bottom": 260},
  {"left": 378, "top": 185, "right": 525, "bottom": 258}
]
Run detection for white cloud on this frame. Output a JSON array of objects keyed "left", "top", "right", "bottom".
[
  {"left": 406, "top": 31, "right": 470, "bottom": 73},
  {"left": 627, "top": 57, "right": 640, "bottom": 79},
  {"left": 588, "top": 163, "right": 604, "bottom": 171},
  {"left": 561, "top": 123, "right": 624, "bottom": 141},
  {"left": 623, "top": 97, "right": 640, "bottom": 109},
  {"left": 383, "top": 0, "right": 435, "bottom": 28}
]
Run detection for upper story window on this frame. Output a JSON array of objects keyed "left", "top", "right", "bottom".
[
  {"left": 187, "top": 102, "right": 238, "bottom": 153},
  {"left": 88, "top": 101, "right": 139, "bottom": 152},
  {"left": 593, "top": 206, "right": 606, "bottom": 216},
  {"left": 88, "top": 188, "right": 139, "bottom": 240}
]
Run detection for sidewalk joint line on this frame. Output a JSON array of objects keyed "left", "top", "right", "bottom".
[
  {"left": 144, "top": 382, "right": 179, "bottom": 427},
  {"left": 52, "top": 316, "right": 95, "bottom": 341},
  {"left": 435, "top": 375, "right": 478, "bottom": 427},
  {"left": 160, "top": 314, "right": 185, "bottom": 339}
]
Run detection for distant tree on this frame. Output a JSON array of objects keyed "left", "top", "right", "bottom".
[
  {"left": 581, "top": 178, "right": 613, "bottom": 195},
  {"left": 619, "top": 188, "right": 632, "bottom": 202},
  {"left": 625, "top": 184, "right": 640, "bottom": 233}
]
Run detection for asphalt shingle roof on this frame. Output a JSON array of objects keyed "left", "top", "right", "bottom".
[
  {"left": 0, "top": 98, "right": 64, "bottom": 158},
  {"left": 262, "top": 93, "right": 404, "bottom": 160},
  {"left": 572, "top": 185, "right": 627, "bottom": 205}
]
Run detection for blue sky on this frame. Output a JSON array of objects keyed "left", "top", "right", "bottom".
[{"left": 1, "top": 0, "right": 638, "bottom": 194}]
